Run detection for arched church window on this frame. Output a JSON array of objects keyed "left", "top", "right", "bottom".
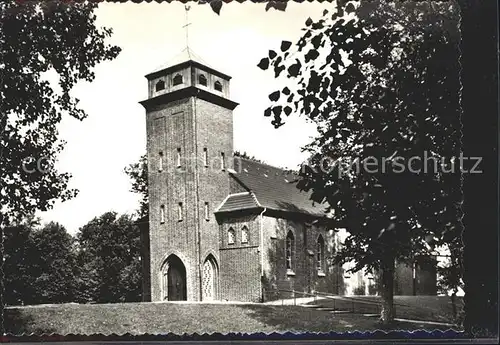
[
  {"left": 228, "top": 227, "right": 235, "bottom": 245},
  {"left": 214, "top": 80, "right": 222, "bottom": 92},
  {"left": 173, "top": 74, "right": 183, "bottom": 86},
  {"left": 155, "top": 80, "right": 165, "bottom": 91},
  {"left": 241, "top": 225, "right": 249, "bottom": 243},
  {"left": 286, "top": 230, "right": 295, "bottom": 271},
  {"left": 317, "top": 235, "right": 325, "bottom": 272},
  {"left": 198, "top": 74, "right": 207, "bottom": 86}
]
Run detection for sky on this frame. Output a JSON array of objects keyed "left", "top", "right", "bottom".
[{"left": 38, "top": 1, "right": 333, "bottom": 235}]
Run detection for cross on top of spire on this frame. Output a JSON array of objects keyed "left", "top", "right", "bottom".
[
  {"left": 183, "top": 5, "right": 192, "bottom": 51},
  {"left": 148, "top": 5, "right": 223, "bottom": 74}
]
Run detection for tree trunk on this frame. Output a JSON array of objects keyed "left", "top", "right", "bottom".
[
  {"left": 380, "top": 257, "right": 396, "bottom": 325},
  {"left": 451, "top": 289, "right": 458, "bottom": 321}
]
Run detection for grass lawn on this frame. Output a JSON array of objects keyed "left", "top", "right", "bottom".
[
  {"left": 308, "top": 296, "right": 464, "bottom": 324},
  {"left": 5, "top": 301, "right": 458, "bottom": 335}
]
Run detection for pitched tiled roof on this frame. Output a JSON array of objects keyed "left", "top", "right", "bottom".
[
  {"left": 221, "top": 157, "right": 328, "bottom": 217},
  {"left": 150, "top": 47, "right": 214, "bottom": 74},
  {"left": 215, "top": 192, "right": 259, "bottom": 213},
  {"left": 148, "top": 47, "right": 232, "bottom": 82}
]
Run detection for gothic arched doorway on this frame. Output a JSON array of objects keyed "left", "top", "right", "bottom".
[
  {"left": 202, "top": 255, "right": 218, "bottom": 301},
  {"left": 161, "top": 255, "right": 187, "bottom": 301}
]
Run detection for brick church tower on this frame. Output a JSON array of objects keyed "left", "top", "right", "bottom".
[{"left": 140, "top": 49, "right": 238, "bottom": 302}]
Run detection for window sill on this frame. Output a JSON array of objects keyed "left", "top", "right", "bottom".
[
  {"left": 317, "top": 271, "right": 326, "bottom": 277},
  {"left": 286, "top": 270, "right": 296, "bottom": 276}
]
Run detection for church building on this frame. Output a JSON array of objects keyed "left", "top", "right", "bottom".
[{"left": 139, "top": 48, "right": 437, "bottom": 302}]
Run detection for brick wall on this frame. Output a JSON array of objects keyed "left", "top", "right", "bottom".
[
  {"left": 145, "top": 64, "right": 235, "bottom": 301},
  {"left": 196, "top": 98, "right": 233, "bottom": 281},
  {"left": 415, "top": 256, "right": 437, "bottom": 295},
  {"left": 393, "top": 258, "right": 437, "bottom": 296},
  {"left": 139, "top": 222, "right": 151, "bottom": 301},
  {"left": 260, "top": 216, "right": 341, "bottom": 301},
  {"left": 149, "top": 66, "right": 192, "bottom": 99},
  {"left": 219, "top": 215, "right": 261, "bottom": 302},
  {"left": 394, "top": 262, "right": 414, "bottom": 295},
  {"left": 146, "top": 97, "right": 200, "bottom": 301}
]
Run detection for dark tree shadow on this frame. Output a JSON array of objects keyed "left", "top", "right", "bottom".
[{"left": 4, "top": 308, "right": 56, "bottom": 335}]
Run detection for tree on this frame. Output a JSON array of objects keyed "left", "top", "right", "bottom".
[
  {"left": 76, "top": 212, "right": 142, "bottom": 303},
  {"left": 436, "top": 236, "right": 464, "bottom": 325},
  {"left": 30, "top": 222, "right": 79, "bottom": 304},
  {"left": 3, "top": 219, "right": 78, "bottom": 305},
  {"left": 206, "top": 0, "right": 288, "bottom": 15},
  {"left": 258, "top": 0, "right": 461, "bottom": 324},
  {"left": 0, "top": 1, "right": 120, "bottom": 227},
  {"left": 124, "top": 154, "right": 149, "bottom": 219},
  {"left": 3, "top": 222, "right": 37, "bottom": 306},
  {"left": 1, "top": 1, "right": 119, "bottom": 317},
  {"left": 233, "top": 150, "right": 265, "bottom": 164}
]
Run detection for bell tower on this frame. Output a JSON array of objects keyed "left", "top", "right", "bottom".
[{"left": 140, "top": 50, "right": 238, "bottom": 302}]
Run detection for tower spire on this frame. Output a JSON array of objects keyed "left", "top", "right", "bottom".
[{"left": 182, "top": 5, "right": 192, "bottom": 58}]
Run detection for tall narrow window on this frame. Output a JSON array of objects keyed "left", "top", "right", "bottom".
[
  {"left": 173, "top": 74, "right": 183, "bottom": 86},
  {"left": 198, "top": 74, "right": 207, "bottom": 86},
  {"left": 220, "top": 152, "right": 225, "bottom": 170},
  {"left": 241, "top": 225, "right": 249, "bottom": 244},
  {"left": 204, "top": 202, "right": 210, "bottom": 221},
  {"left": 176, "top": 148, "right": 181, "bottom": 167},
  {"left": 158, "top": 152, "right": 164, "bottom": 172},
  {"left": 203, "top": 148, "right": 208, "bottom": 167},
  {"left": 178, "top": 202, "right": 183, "bottom": 221},
  {"left": 160, "top": 205, "right": 165, "bottom": 224},
  {"left": 214, "top": 80, "right": 222, "bottom": 92},
  {"left": 286, "top": 231, "right": 295, "bottom": 271},
  {"left": 317, "top": 235, "right": 325, "bottom": 272},
  {"left": 228, "top": 227, "right": 235, "bottom": 245}
]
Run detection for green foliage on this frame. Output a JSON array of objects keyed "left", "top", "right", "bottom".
[
  {"left": 209, "top": 0, "right": 223, "bottom": 15},
  {"left": 206, "top": 0, "right": 288, "bottom": 16},
  {"left": 124, "top": 154, "right": 149, "bottom": 219},
  {"left": 76, "top": 212, "right": 142, "bottom": 303},
  {"left": 31, "top": 222, "right": 78, "bottom": 303},
  {"left": 0, "top": 1, "right": 120, "bottom": 226},
  {"left": 4, "top": 220, "right": 78, "bottom": 305},
  {"left": 260, "top": 0, "right": 461, "bottom": 270},
  {"left": 353, "top": 285, "right": 366, "bottom": 296},
  {"left": 259, "top": 0, "right": 462, "bottom": 323},
  {"left": 3, "top": 223, "right": 37, "bottom": 305},
  {"left": 233, "top": 150, "right": 265, "bottom": 164},
  {"left": 437, "top": 241, "right": 463, "bottom": 297}
]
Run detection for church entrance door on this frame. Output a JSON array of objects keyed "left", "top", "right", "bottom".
[
  {"left": 202, "top": 256, "right": 218, "bottom": 301},
  {"left": 165, "top": 255, "right": 187, "bottom": 301}
]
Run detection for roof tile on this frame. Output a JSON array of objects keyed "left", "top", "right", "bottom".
[{"left": 229, "top": 158, "right": 328, "bottom": 217}]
